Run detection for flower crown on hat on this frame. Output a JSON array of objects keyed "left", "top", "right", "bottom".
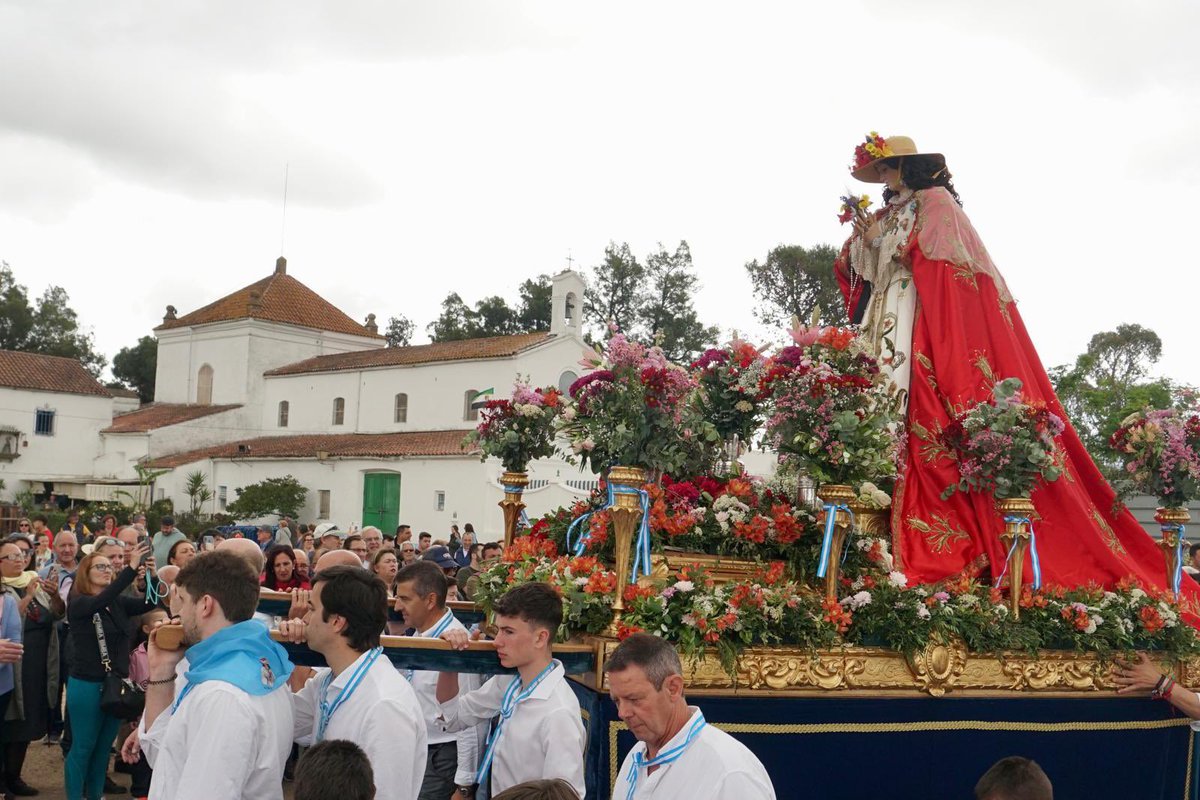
[{"left": 852, "top": 131, "right": 893, "bottom": 171}]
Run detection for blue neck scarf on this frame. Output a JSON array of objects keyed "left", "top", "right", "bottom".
[{"left": 183, "top": 620, "right": 293, "bottom": 698}]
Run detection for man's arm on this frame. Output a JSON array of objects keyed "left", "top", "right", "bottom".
[{"left": 453, "top": 672, "right": 484, "bottom": 787}]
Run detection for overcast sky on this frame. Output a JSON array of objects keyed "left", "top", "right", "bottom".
[{"left": 2, "top": 0, "right": 1197, "bottom": 387}]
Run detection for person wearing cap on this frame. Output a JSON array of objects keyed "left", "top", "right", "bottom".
[
  {"left": 314, "top": 523, "right": 343, "bottom": 552},
  {"left": 151, "top": 516, "right": 186, "bottom": 568},
  {"left": 422, "top": 546, "right": 459, "bottom": 578},
  {"left": 834, "top": 131, "right": 1179, "bottom": 597}
]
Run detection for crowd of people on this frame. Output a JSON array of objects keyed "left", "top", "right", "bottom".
[{"left": 0, "top": 510, "right": 1175, "bottom": 798}]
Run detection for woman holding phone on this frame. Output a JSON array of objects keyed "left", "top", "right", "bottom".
[{"left": 64, "top": 543, "right": 158, "bottom": 800}]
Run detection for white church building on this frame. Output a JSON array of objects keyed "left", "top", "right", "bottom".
[{"left": 1, "top": 258, "right": 599, "bottom": 537}]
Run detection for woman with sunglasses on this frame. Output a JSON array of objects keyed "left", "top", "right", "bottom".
[
  {"left": 64, "top": 543, "right": 157, "bottom": 800},
  {"left": 0, "top": 538, "right": 64, "bottom": 795}
]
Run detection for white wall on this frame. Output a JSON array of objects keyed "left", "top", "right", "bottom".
[
  {"left": 0, "top": 387, "right": 114, "bottom": 494},
  {"left": 153, "top": 320, "right": 383, "bottom": 407},
  {"left": 260, "top": 335, "right": 586, "bottom": 435}
]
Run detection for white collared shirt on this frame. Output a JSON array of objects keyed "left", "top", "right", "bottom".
[
  {"left": 139, "top": 680, "right": 294, "bottom": 800},
  {"left": 407, "top": 610, "right": 485, "bottom": 786},
  {"left": 293, "top": 648, "right": 427, "bottom": 800},
  {"left": 615, "top": 707, "right": 776, "bottom": 800},
  {"left": 439, "top": 660, "right": 586, "bottom": 797}
]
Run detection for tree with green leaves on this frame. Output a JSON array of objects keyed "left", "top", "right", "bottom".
[
  {"left": 584, "top": 242, "right": 646, "bottom": 340},
  {"left": 744, "top": 244, "right": 847, "bottom": 328},
  {"left": 640, "top": 241, "right": 718, "bottom": 363},
  {"left": 226, "top": 475, "right": 308, "bottom": 520},
  {"left": 427, "top": 293, "right": 476, "bottom": 342},
  {"left": 1049, "top": 323, "right": 1189, "bottom": 481},
  {"left": 112, "top": 335, "right": 158, "bottom": 402},
  {"left": 184, "top": 470, "right": 213, "bottom": 515},
  {"left": 0, "top": 262, "right": 106, "bottom": 376},
  {"left": 427, "top": 275, "right": 554, "bottom": 342},
  {"left": 516, "top": 275, "right": 552, "bottom": 332},
  {"left": 384, "top": 315, "right": 415, "bottom": 348}
]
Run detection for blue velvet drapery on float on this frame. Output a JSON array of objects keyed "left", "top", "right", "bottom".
[{"left": 572, "top": 684, "right": 1195, "bottom": 800}]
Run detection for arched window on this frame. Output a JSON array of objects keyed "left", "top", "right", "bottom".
[
  {"left": 463, "top": 389, "right": 479, "bottom": 422},
  {"left": 196, "top": 364, "right": 213, "bottom": 405},
  {"left": 332, "top": 397, "right": 345, "bottom": 426},
  {"left": 558, "top": 370, "right": 578, "bottom": 395},
  {"left": 278, "top": 401, "right": 289, "bottom": 428},
  {"left": 394, "top": 393, "right": 408, "bottom": 423}
]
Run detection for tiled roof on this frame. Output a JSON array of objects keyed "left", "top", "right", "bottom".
[
  {"left": 265, "top": 332, "right": 554, "bottom": 376},
  {"left": 147, "top": 430, "right": 476, "bottom": 468},
  {"left": 155, "top": 260, "right": 383, "bottom": 339},
  {"left": 102, "top": 403, "right": 242, "bottom": 433},
  {"left": 108, "top": 387, "right": 140, "bottom": 399},
  {"left": 0, "top": 350, "right": 111, "bottom": 397}
]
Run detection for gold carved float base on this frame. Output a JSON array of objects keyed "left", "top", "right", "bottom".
[{"left": 584, "top": 636, "right": 1199, "bottom": 698}]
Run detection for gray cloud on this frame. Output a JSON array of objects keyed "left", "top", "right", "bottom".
[{"left": 0, "top": 1, "right": 580, "bottom": 214}]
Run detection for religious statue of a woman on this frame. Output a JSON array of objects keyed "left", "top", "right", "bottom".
[{"left": 834, "top": 133, "right": 1198, "bottom": 609}]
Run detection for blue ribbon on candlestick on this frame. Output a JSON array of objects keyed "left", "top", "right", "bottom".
[
  {"left": 565, "top": 479, "right": 653, "bottom": 583},
  {"left": 993, "top": 515, "right": 1043, "bottom": 591},
  {"left": 1162, "top": 522, "right": 1186, "bottom": 595},
  {"left": 815, "top": 503, "right": 855, "bottom": 579},
  {"left": 503, "top": 484, "right": 530, "bottom": 529}
]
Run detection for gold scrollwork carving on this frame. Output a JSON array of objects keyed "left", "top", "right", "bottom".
[{"left": 906, "top": 637, "right": 968, "bottom": 697}]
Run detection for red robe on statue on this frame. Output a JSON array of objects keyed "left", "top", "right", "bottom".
[{"left": 835, "top": 187, "right": 1200, "bottom": 612}]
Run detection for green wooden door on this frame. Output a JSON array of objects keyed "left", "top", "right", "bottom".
[{"left": 361, "top": 473, "right": 400, "bottom": 533}]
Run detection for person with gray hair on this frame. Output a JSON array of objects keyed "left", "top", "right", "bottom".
[{"left": 607, "top": 633, "right": 775, "bottom": 799}]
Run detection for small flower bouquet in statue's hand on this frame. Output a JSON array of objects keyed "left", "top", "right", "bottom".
[
  {"left": 940, "top": 377, "right": 1066, "bottom": 500},
  {"left": 1109, "top": 405, "right": 1200, "bottom": 507},
  {"left": 837, "top": 193, "right": 873, "bottom": 225},
  {"left": 464, "top": 379, "right": 562, "bottom": 473}
]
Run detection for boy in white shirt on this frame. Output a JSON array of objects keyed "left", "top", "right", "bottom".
[
  {"left": 278, "top": 565, "right": 426, "bottom": 800},
  {"left": 436, "top": 582, "right": 585, "bottom": 798},
  {"left": 609, "top": 633, "right": 776, "bottom": 800}
]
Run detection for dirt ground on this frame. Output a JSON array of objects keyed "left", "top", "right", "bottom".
[{"left": 23, "top": 740, "right": 298, "bottom": 799}]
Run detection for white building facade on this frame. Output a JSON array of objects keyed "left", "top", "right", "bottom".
[{"left": 131, "top": 262, "right": 594, "bottom": 537}]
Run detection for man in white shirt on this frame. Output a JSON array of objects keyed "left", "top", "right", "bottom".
[
  {"left": 393, "top": 560, "right": 485, "bottom": 800},
  {"left": 278, "top": 565, "right": 427, "bottom": 800},
  {"left": 437, "top": 582, "right": 586, "bottom": 798},
  {"left": 608, "top": 633, "right": 776, "bottom": 800},
  {"left": 138, "top": 550, "right": 295, "bottom": 800}
]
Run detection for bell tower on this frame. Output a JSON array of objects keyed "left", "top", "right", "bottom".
[{"left": 550, "top": 269, "right": 585, "bottom": 338}]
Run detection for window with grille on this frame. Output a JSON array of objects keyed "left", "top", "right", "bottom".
[
  {"left": 34, "top": 409, "right": 55, "bottom": 436},
  {"left": 332, "top": 397, "right": 345, "bottom": 426},
  {"left": 218, "top": 485, "right": 228, "bottom": 512}
]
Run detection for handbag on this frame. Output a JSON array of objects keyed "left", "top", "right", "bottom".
[{"left": 93, "top": 613, "right": 145, "bottom": 720}]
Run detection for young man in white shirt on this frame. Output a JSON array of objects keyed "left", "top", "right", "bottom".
[
  {"left": 608, "top": 633, "right": 776, "bottom": 800},
  {"left": 394, "top": 560, "right": 484, "bottom": 800},
  {"left": 437, "top": 582, "right": 586, "bottom": 798},
  {"left": 138, "top": 550, "right": 295, "bottom": 800},
  {"left": 278, "top": 565, "right": 427, "bottom": 800}
]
